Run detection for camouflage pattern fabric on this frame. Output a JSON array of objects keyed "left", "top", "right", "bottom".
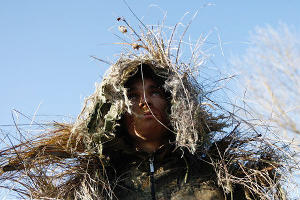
[{"left": 101, "top": 136, "right": 244, "bottom": 200}]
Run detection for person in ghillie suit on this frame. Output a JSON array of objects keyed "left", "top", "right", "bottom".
[{"left": 0, "top": 17, "right": 295, "bottom": 200}]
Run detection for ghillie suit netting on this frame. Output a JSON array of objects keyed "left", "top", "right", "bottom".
[{"left": 0, "top": 15, "right": 298, "bottom": 200}]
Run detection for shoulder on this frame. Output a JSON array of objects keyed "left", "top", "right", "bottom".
[
  {"left": 174, "top": 151, "right": 249, "bottom": 200},
  {"left": 178, "top": 153, "right": 224, "bottom": 200}
]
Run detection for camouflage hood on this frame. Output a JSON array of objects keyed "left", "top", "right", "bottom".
[{"left": 72, "top": 52, "right": 225, "bottom": 156}]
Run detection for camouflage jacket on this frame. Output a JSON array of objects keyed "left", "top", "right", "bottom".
[{"left": 102, "top": 136, "right": 246, "bottom": 200}]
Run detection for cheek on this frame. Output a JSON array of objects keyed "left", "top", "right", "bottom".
[
  {"left": 158, "top": 101, "right": 169, "bottom": 122},
  {"left": 124, "top": 114, "right": 134, "bottom": 135},
  {"left": 129, "top": 103, "right": 140, "bottom": 114}
]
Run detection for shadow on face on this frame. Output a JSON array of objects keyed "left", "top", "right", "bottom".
[{"left": 121, "top": 64, "right": 173, "bottom": 147}]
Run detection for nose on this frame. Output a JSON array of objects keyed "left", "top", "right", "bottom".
[{"left": 138, "top": 94, "right": 151, "bottom": 108}]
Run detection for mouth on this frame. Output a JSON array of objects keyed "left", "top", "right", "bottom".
[
  {"left": 144, "top": 111, "right": 152, "bottom": 115},
  {"left": 132, "top": 110, "right": 156, "bottom": 119},
  {"left": 143, "top": 111, "right": 155, "bottom": 118}
]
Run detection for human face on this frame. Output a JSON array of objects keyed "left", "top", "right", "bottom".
[{"left": 124, "top": 77, "right": 169, "bottom": 143}]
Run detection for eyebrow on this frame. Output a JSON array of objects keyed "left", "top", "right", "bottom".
[{"left": 128, "top": 83, "right": 161, "bottom": 91}]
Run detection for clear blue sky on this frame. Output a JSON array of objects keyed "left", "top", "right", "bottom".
[{"left": 0, "top": 0, "right": 300, "bottom": 197}]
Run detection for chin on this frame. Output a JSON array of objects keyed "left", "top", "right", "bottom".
[{"left": 134, "top": 126, "right": 167, "bottom": 140}]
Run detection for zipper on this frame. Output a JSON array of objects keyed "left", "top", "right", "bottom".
[{"left": 149, "top": 155, "right": 156, "bottom": 200}]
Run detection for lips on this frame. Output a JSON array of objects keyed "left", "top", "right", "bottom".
[
  {"left": 144, "top": 111, "right": 152, "bottom": 115},
  {"left": 143, "top": 111, "right": 155, "bottom": 118}
]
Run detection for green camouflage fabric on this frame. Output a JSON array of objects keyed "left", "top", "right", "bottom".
[{"left": 102, "top": 135, "right": 226, "bottom": 200}]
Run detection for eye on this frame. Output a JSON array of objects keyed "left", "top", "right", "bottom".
[{"left": 150, "top": 89, "right": 164, "bottom": 97}]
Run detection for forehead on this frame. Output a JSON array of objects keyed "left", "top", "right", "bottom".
[{"left": 127, "top": 77, "right": 160, "bottom": 90}]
